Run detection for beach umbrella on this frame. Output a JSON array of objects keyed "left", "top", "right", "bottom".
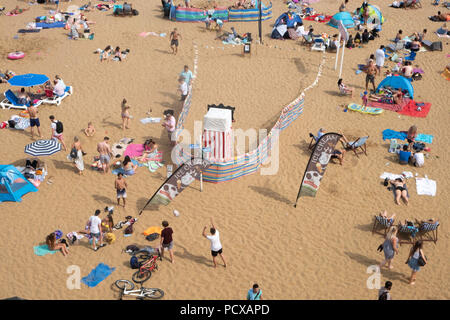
[
  {"left": 8, "top": 73, "right": 49, "bottom": 87},
  {"left": 24, "top": 139, "right": 61, "bottom": 157}
]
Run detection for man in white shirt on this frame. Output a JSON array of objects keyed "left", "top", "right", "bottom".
[
  {"left": 202, "top": 218, "right": 227, "bottom": 268},
  {"left": 53, "top": 79, "right": 65, "bottom": 97},
  {"left": 375, "top": 45, "right": 385, "bottom": 73},
  {"left": 89, "top": 209, "right": 105, "bottom": 251},
  {"left": 413, "top": 151, "right": 424, "bottom": 167},
  {"left": 178, "top": 77, "right": 188, "bottom": 101}
]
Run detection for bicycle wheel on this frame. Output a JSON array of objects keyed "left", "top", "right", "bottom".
[
  {"left": 144, "top": 288, "right": 165, "bottom": 300},
  {"left": 132, "top": 269, "right": 152, "bottom": 284},
  {"left": 115, "top": 279, "right": 135, "bottom": 291},
  {"left": 138, "top": 253, "right": 150, "bottom": 260}
]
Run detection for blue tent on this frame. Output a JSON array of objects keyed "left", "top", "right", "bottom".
[
  {"left": 376, "top": 75, "right": 414, "bottom": 98},
  {"left": 328, "top": 11, "right": 356, "bottom": 29},
  {"left": 274, "top": 11, "right": 302, "bottom": 28},
  {"left": 0, "top": 165, "right": 38, "bottom": 203}
]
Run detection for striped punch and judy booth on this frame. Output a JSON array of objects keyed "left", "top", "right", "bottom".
[{"left": 202, "top": 107, "right": 233, "bottom": 162}]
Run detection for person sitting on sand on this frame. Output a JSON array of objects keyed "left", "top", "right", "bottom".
[
  {"left": 9, "top": 6, "right": 29, "bottom": 15},
  {"left": 390, "top": 177, "right": 409, "bottom": 205},
  {"left": 412, "top": 149, "right": 424, "bottom": 167},
  {"left": 122, "top": 155, "right": 138, "bottom": 175},
  {"left": 393, "top": 89, "right": 404, "bottom": 105},
  {"left": 136, "top": 139, "right": 158, "bottom": 162},
  {"left": 84, "top": 122, "right": 96, "bottom": 137},
  {"left": 100, "top": 45, "right": 112, "bottom": 62},
  {"left": 409, "top": 39, "right": 421, "bottom": 52},
  {"left": 101, "top": 207, "right": 114, "bottom": 233},
  {"left": 407, "top": 125, "right": 418, "bottom": 149},
  {"left": 398, "top": 144, "right": 412, "bottom": 165},
  {"left": 330, "top": 148, "right": 346, "bottom": 165},
  {"left": 337, "top": 78, "right": 354, "bottom": 97},
  {"left": 394, "top": 29, "right": 403, "bottom": 43},
  {"left": 46, "top": 232, "right": 69, "bottom": 256},
  {"left": 17, "top": 88, "right": 30, "bottom": 105}
]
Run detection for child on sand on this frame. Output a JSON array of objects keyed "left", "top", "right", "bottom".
[
  {"left": 362, "top": 91, "right": 368, "bottom": 106},
  {"left": 84, "top": 122, "right": 96, "bottom": 137}
]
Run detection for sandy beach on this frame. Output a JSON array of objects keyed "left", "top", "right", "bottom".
[{"left": 0, "top": 0, "right": 448, "bottom": 300}]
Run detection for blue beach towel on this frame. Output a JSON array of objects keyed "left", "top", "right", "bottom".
[
  {"left": 34, "top": 244, "right": 57, "bottom": 256},
  {"left": 382, "top": 129, "right": 433, "bottom": 144},
  {"left": 82, "top": 263, "right": 115, "bottom": 288}
]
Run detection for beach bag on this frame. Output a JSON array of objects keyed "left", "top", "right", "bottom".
[
  {"left": 130, "top": 256, "right": 140, "bottom": 269},
  {"left": 124, "top": 223, "right": 134, "bottom": 235},
  {"left": 430, "top": 41, "right": 442, "bottom": 51},
  {"left": 70, "top": 147, "right": 78, "bottom": 159},
  {"left": 55, "top": 120, "right": 63, "bottom": 134},
  {"left": 126, "top": 245, "right": 140, "bottom": 253},
  {"left": 418, "top": 254, "right": 427, "bottom": 267},
  {"left": 104, "top": 233, "right": 116, "bottom": 244},
  {"left": 145, "top": 233, "right": 159, "bottom": 241}
]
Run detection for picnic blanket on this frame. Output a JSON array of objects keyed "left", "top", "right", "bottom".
[
  {"left": 81, "top": 263, "right": 115, "bottom": 288},
  {"left": 33, "top": 244, "right": 57, "bottom": 256},
  {"left": 415, "top": 177, "right": 437, "bottom": 196},
  {"left": 140, "top": 117, "right": 161, "bottom": 124},
  {"left": 398, "top": 100, "right": 431, "bottom": 118},
  {"left": 382, "top": 129, "right": 433, "bottom": 144},
  {"left": 303, "top": 14, "right": 332, "bottom": 23},
  {"left": 35, "top": 22, "right": 66, "bottom": 29},
  {"left": 142, "top": 161, "right": 164, "bottom": 173}
]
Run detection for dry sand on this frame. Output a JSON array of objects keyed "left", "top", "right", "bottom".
[{"left": 0, "top": 0, "right": 448, "bottom": 300}]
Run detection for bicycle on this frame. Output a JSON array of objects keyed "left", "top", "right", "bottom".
[
  {"left": 115, "top": 279, "right": 164, "bottom": 300},
  {"left": 132, "top": 254, "right": 159, "bottom": 284}
]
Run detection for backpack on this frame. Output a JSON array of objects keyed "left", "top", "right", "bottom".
[
  {"left": 55, "top": 121, "right": 63, "bottom": 134},
  {"left": 130, "top": 256, "right": 140, "bottom": 269},
  {"left": 145, "top": 233, "right": 159, "bottom": 241},
  {"left": 125, "top": 245, "right": 140, "bottom": 253},
  {"left": 378, "top": 291, "right": 389, "bottom": 300}
]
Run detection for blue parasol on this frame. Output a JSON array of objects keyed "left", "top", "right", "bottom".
[{"left": 8, "top": 73, "right": 49, "bottom": 87}]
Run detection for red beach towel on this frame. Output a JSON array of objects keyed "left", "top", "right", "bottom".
[
  {"left": 304, "top": 14, "right": 332, "bottom": 23},
  {"left": 398, "top": 100, "right": 431, "bottom": 118}
]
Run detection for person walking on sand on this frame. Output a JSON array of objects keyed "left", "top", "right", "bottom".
[
  {"left": 27, "top": 101, "right": 42, "bottom": 139},
  {"left": 379, "top": 226, "right": 399, "bottom": 270},
  {"left": 180, "top": 65, "right": 193, "bottom": 86},
  {"left": 115, "top": 173, "right": 128, "bottom": 207},
  {"left": 160, "top": 220, "right": 174, "bottom": 263},
  {"left": 170, "top": 28, "right": 182, "bottom": 55},
  {"left": 121, "top": 98, "right": 131, "bottom": 130},
  {"left": 406, "top": 240, "right": 427, "bottom": 285},
  {"left": 97, "top": 136, "right": 112, "bottom": 173},
  {"left": 67, "top": 136, "right": 85, "bottom": 175},
  {"left": 378, "top": 281, "right": 392, "bottom": 300},
  {"left": 89, "top": 209, "right": 105, "bottom": 251},
  {"left": 247, "top": 284, "right": 263, "bottom": 300},
  {"left": 202, "top": 217, "right": 227, "bottom": 268},
  {"left": 162, "top": 110, "right": 176, "bottom": 147},
  {"left": 365, "top": 59, "right": 378, "bottom": 92},
  {"left": 49, "top": 115, "right": 67, "bottom": 151}
]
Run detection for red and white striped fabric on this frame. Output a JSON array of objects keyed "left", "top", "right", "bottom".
[{"left": 203, "top": 129, "right": 233, "bottom": 162}]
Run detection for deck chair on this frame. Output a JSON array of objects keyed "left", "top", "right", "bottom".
[
  {"left": 432, "top": 0, "right": 440, "bottom": 5},
  {"left": 397, "top": 222, "right": 419, "bottom": 245},
  {"left": 308, "top": 133, "right": 318, "bottom": 150},
  {"left": 387, "top": 41, "right": 404, "bottom": 52},
  {"left": 404, "top": 51, "right": 417, "bottom": 61},
  {"left": 311, "top": 38, "right": 325, "bottom": 52},
  {"left": 42, "top": 86, "right": 73, "bottom": 106},
  {"left": 372, "top": 215, "right": 395, "bottom": 236},
  {"left": 345, "top": 136, "right": 369, "bottom": 157},
  {"left": 416, "top": 220, "right": 439, "bottom": 244},
  {"left": 0, "top": 90, "right": 42, "bottom": 110}
]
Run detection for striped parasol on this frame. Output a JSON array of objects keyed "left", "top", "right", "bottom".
[{"left": 24, "top": 139, "right": 61, "bottom": 157}]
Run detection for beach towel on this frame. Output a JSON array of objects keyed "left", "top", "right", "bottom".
[
  {"left": 222, "top": 38, "right": 249, "bottom": 46},
  {"left": 33, "top": 244, "right": 57, "bottom": 256},
  {"left": 140, "top": 117, "right": 161, "bottom": 124},
  {"left": 143, "top": 161, "right": 164, "bottom": 173},
  {"left": 18, "top": 29, "right": 41, "bottom": 33},
  {"left": 143, "top": 226, "right": 162, "bottom": 236},
  {"left": 416, "top": 134, "right": 433, "bottom": 144},
  {"left": 382, "top": 129, "right": 407, "bottom": 141},
  {"left": 415, "top": 177, "right": 436, "bottom": 196},
  {"left": 123, "top": 144, "right": 146, "bottom": 158},
  {"left": 35, "top": 22, "right": 66, "bottom": 29},
  {"left": 398, "top": 100, "right": 431, "bottom": 118},
  {"left": 303, "top": 14, "right": 332, "bottom": 23},
  {"left": 367, "top": 99, "right": 408, "bottom": 112},
  {"left": 81, "top": 263, "right": 115, "bottom": 288},
  {"left": 380, "top": 172, "right": 408, "bottom": 180}
]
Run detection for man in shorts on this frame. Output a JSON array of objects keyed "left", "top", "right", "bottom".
[
  {"left": 365, "top": 59, "right": 378, "bottom": 92},
  {"left": 170, "top": 28, "right": 182, "bottom": 55},
  {"left": 89, "top": 209, "right": 105, "bottom": 251},
  {"left": 115, "top": 172, "right": 128, "bottom": 207},
  {"left": 160, "top": 220, "right": 174, "bottom": 263},
  {"left": 202, "top": 217, "right": 227, "bottom": 268},
  {"left": 27, "top": 101, "right": 42, "bottom": 139},
  {"left": 178, "top": 77, "right": 188, "bottom": 101},
  {"left": 97, "top": 136, "right": 112, "bottom": 173},
  {"left": 49, "top": 115, "right": 67, "bottom": 151}
]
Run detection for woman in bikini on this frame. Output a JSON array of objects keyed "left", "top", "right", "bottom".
[
  {"left": 101, "top": 209, "right": 114, "bottom": 233},
  {"left": 121, "top": 98, "right": 131, "bottom": 130},
  {"left": 122, "top": 155, "right": 138, "bottom": 175},
  {"left": 136, "top": 139, "right": 158, "bottom": 162},
  {"left": 46, "top": 232, "right": 69, "bottom": 256},
  {"left": 100, "top": 45, "right": 112, "bottom": 62},
  {"left": 390, "top": 178, "right": 409, "bottom": 205}
]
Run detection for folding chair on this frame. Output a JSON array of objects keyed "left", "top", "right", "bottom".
[
  {"left": 308, "top": 133, "right": 318, "bottom": 150},
  {"left": 372, "top": 215, "right": 395, "bottom": 236},
  {"left": 416, "top": 220, "right": 440, "bottom": 244},
  {"left": 397, "top": 222, "right": 419, "bottom": 245},
  {"left": 311, "top": 38, "right": 326, "bottom": 52},
  {"left": 345, "top": 136, "right": 369, "bottom": 157}
]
